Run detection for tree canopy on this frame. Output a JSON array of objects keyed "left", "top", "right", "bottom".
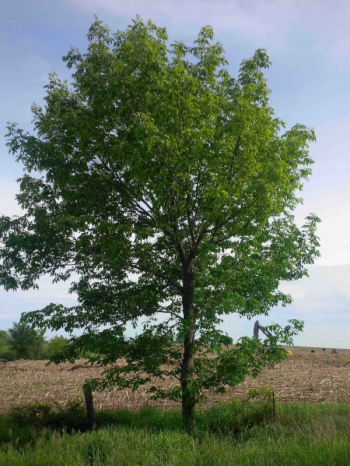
[
  {"left": 7, "top": 322, "right": 45, "bottom": 360},
  {"left": 0, "top": 17, "right": 320, "bottom": 430}
]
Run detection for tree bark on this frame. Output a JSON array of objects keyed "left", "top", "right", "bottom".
[{"left": 181, "top": 262, "right": 196, "bottom": 433}]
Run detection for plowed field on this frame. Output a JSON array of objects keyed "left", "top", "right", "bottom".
[{"left": 0, "top": 346, "right": 349, "bottom": 413}]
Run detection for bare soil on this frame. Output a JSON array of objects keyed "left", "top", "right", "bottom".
[{"left": 0, "top": 346, "right": 349, "bottom": 413}]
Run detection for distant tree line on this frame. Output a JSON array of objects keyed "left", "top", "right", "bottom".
[
  {"left": 0, "top": 323, "right": 70, "bottom": 361},
  {"left": 0, "top": 322, "right": 184, "bottom": 362}
]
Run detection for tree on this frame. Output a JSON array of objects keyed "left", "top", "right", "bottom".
[
  {"left": 0, "top": 330, "right": 8, "bottom": 349},
  {"left": 0, "top": 18, "right": 320, "bottom": 431},
  {"left": 8, "top": 322, "right": 46, "bottom": 359},
  {"left": 45, "top": 335, "right": 69, "bottom": 359},
  {"left": 0, "top": 330, "right": 17, "bottom": 360},
  {"left": 0, "top": 330, "right": 10, "bottom": 356}
]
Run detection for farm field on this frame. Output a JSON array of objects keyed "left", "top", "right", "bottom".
[{"left": 1, "top": 346, "right": 350, "bottom": 413}]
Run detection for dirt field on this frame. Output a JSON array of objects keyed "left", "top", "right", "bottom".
[{"left": 0, "top": 346, "right": 349, "bottom": 413}]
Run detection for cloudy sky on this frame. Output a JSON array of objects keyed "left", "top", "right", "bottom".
[{"left": 1, "top": 0, "right": 350, "bottom": 347}]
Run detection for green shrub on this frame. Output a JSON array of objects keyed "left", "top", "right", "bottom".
[
  {"left": 0, "top": 350, "right": 16, "bottom": 361},
  {"left": 8, "top": 399, "right": 88, "bottom": 432},
  {"left": 9, "top": 402, "right": 53, "bottom": 428},
  {"left": 51, "top": 399, "right": 88, "bottom": 431},
  {"left": 202, "top": 387, "right": 274, "bottom": 436}
]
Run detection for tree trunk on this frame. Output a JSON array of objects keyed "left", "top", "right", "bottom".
[
  {"left": 181, "top": 340, "right": 196, "bottom": 432},
  {"left": 181, "top": 262, "right": 196, "bottom": 433}
]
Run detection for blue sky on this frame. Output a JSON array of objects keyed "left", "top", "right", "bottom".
[{"left": 1, "top": 0, "right": 350, "bottom": 347}]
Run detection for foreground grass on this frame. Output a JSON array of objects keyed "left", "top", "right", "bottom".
[{"left": 0, "top": 403, "right": 349, "bottom": 465}]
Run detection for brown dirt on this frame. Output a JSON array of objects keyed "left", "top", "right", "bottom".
[
  {"left": 0, "top": 347, "right": 349, "bottom": 413},
  {"left": 68, "top": 365, "right": 96, "bottom": 372}
]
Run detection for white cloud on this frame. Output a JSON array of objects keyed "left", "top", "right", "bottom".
[
  {"left": 281, "top": 264, "right": 350, "bottom": 308},
  {"left": 295, "top": 323, "right": 350, "bottom": 349},
  {"left": 221, "top": 264, "right": 350, "bottom": 347},
  {"left": 63, "top": 0, "right": 350, "bottom": 65}
]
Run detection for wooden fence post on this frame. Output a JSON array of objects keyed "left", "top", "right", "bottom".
[{"left": 83, "top": 382, "right": 95, "bottom": 428}]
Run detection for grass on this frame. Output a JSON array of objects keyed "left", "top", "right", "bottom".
[{"left": 0, "top": 399, "right": 349, "bottom": 465}]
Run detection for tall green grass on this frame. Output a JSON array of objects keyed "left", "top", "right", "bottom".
[{"left": 0, "top": 401, "right": 349, "bottom": 465}]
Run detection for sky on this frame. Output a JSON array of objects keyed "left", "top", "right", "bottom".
[{"left": 1, "top": 0, "right": 350, "bottom": 348}]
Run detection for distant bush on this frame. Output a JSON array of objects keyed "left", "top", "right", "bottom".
[
  {"left": 0, "top": 331, "right": 8, "bottom": 353},
  {"left": 8, "top": 322, "right": 46, "bottom": 360},
  {"left": 0, "top": 330, "right": 14, "bottom": 360},
  {"left": 44, "top": 335, "right": 69, "bottom": 359},
  {"left": 0, "top": 321, "right": 79, "bottom": 361},
  {"left": 0, "top": 350, "right": 16, "bottom": 361}
]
